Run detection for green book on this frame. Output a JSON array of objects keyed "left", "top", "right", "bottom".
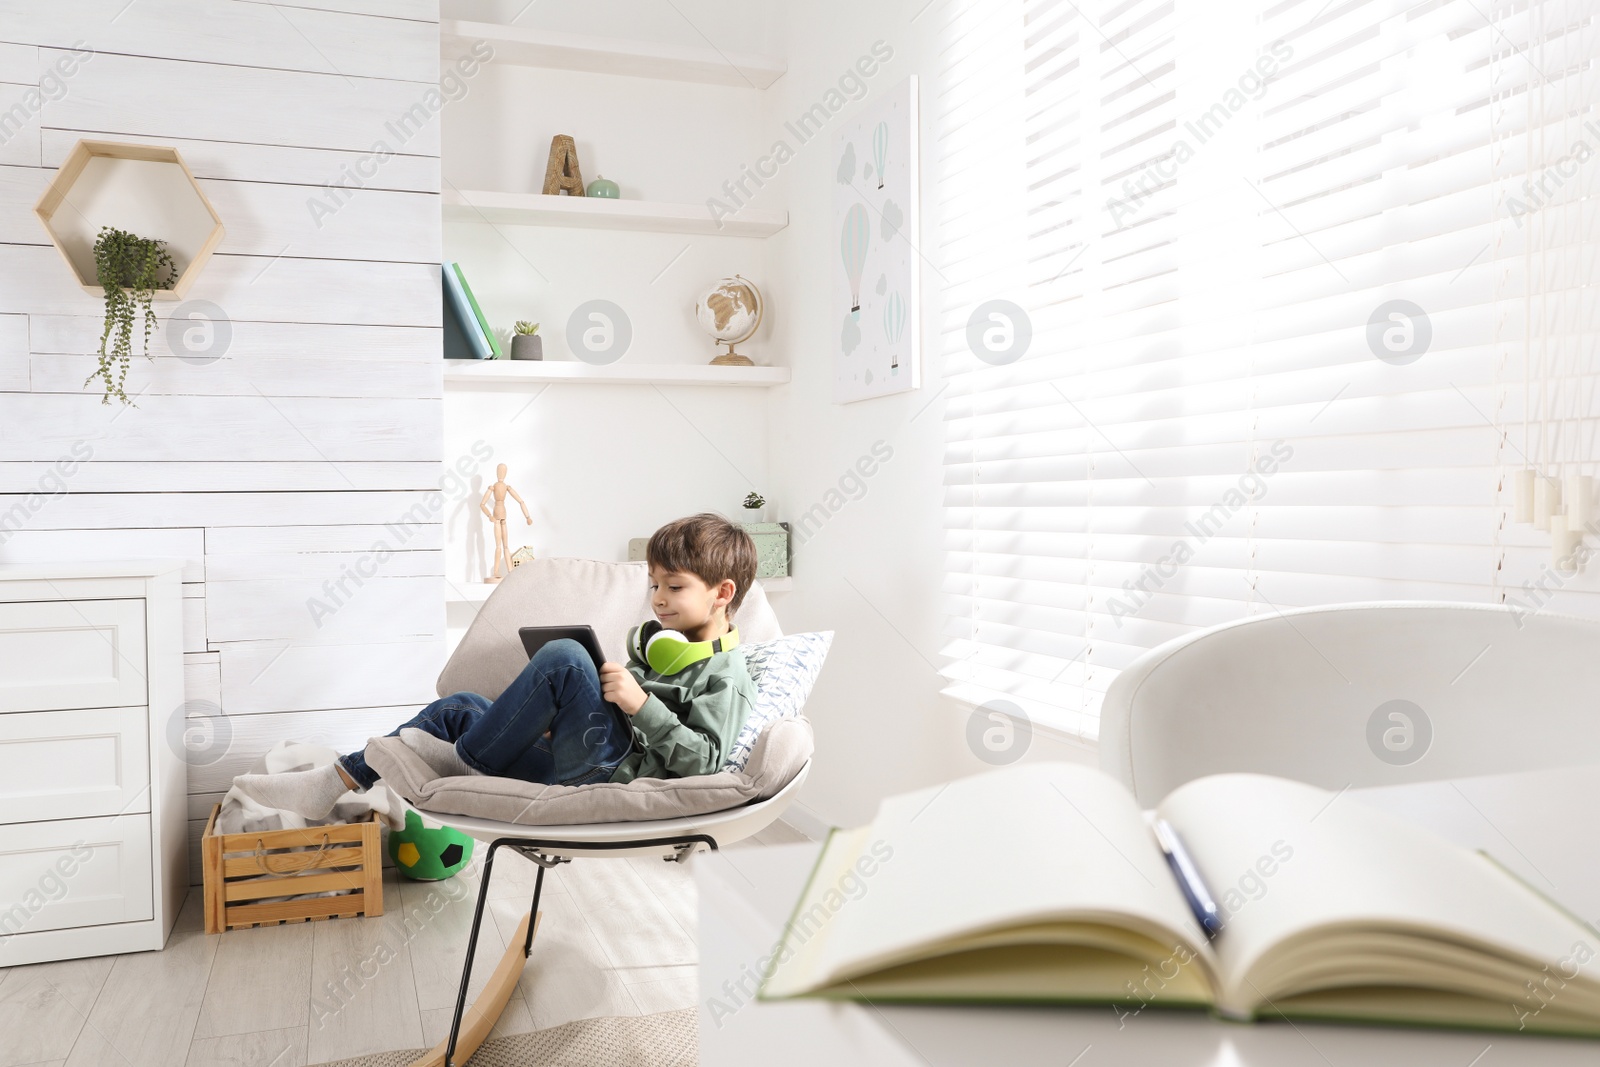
[
  {"left": 758, "top": 762, "right": 1600, "bottom": 1038},
  {"left": 451, "top": 262, "right": 502, "bottom": 359}
]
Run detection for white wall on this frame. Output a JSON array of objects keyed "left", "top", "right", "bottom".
[
  {"left": 758, "top": 0, "right": 1097, "bottom": 831},
  {"left": 0, "top": 0, "right": 444, "bottom": 882}
]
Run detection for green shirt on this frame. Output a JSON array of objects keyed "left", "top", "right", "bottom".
[{"left": 608, "top": 644, "right": 757, "bottom": 783}]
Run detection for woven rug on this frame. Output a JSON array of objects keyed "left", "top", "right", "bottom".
[{"left": 310, "top": 1008, "right": 695, "bottom": 1066}]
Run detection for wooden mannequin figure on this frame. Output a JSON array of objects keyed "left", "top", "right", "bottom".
[{"left": 480, "top": 463, "right": 532, "bottom": 583}]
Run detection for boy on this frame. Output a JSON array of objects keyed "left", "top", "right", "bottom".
[{"left": 238, "top": 513, "right": 760, "bottom": 819}]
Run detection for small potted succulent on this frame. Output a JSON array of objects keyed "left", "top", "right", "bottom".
[
  {"left": 742, "top": 491, "right": 766, "bottom": 524},
  {"left": 89, "top": 225, "right": 176, "bottom": 407},
  {"left": 511, "top": 320, "right": 543, "bottom": 360}
]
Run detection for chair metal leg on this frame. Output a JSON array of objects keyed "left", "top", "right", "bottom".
[
  {"left": 443, "top": 838, "right": 503, "bottom": 1067},
  {"left": 524, "top": 862, "right": 545, "bottom": 956}
]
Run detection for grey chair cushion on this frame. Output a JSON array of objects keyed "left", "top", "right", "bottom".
[
  {"left": 363, "top": 716, "right": 813, "bottom": 825},
  {"left": 437, "top": 556, "right": 784, "bottom": 700},
  {"left": 385, "top": 555, "right": 810, "bottom": 825}
]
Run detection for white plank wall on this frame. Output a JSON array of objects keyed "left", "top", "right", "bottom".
[
  {"left": 0, "top": 0, "right": 446, "bottom": 883},
  {"left": 1, "top": 162, "right": 440, "bottom": 263},
  {"left": 0, "top": 1, "right": 440, "bottom": 81},
  {"left": 0, "top": 244, "right": 441, "bottom": 319},
  {"left": 39, "top": 127, "right": 441, "bottom": 193},
  {"left": 0, "top": 313, "right": 24, "bottom": 389}
]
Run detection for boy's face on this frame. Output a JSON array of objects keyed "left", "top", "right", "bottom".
[{"left": 649, "top": 564, "right": 734, "bottom": 641}]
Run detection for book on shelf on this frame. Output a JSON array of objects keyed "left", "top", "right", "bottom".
[
  {"left": 452, "top": 262, "right": 503, "bottom": 359},
  {"left": 758, "top": 762, "right": 1600, "bottom": 1038},
  {"left": 442, "top": 262, "right": 491, "bottom": 359}
]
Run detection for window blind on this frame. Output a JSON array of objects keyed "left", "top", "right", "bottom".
[{"left": 937, "top": 0, "right": 1600, "bottom": 740}]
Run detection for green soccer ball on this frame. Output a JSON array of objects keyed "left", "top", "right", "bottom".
[{"left": 388, "top": 809, "right": 474, "bottom": 881}]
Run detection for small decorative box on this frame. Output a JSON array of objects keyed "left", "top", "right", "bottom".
[{"left": 740, "top": 522, "right": 790, "bottom": 578}]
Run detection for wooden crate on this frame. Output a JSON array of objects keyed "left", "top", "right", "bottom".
[{"left": 201, "top": 804, "right": 384, "bottom": 934}]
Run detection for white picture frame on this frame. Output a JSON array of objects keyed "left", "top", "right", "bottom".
[{"left": 833, "top": 75, "right": 920, "bottom": 403}]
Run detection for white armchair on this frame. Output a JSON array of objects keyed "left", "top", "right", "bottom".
[
  {"left": 386, "top": 556, "right": 810, "bottom": 1067},
  {"left": 1098, "top": 601, "right": 1600, "bottom": 807}
]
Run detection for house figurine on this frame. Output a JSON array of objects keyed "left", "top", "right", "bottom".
[{"left": 510, "top": 546, "right": 536, "bottom": 569}]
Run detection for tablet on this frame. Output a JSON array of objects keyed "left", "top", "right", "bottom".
[
  {"left": 516, "top": 624, "right": 632, "bottom": 731},
  {"left": 518, "top": 624, "right": 609, "bottom": 672}
]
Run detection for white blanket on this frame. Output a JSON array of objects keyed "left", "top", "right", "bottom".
[{"left": 220, "top": 738, "right": 410, "bottom": 834}]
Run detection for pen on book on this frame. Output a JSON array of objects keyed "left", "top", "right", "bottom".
[{"left": 1154, "top": 818, "right": 1223, "bottom": 937}]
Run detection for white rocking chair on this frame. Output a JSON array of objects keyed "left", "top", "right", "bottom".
[{"left": 378, "top": 558, "right": 813, "bottom": 1067}]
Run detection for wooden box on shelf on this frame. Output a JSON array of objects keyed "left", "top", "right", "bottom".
[{"left": 201, "top": 804, "right": 384, "bottom": 934}]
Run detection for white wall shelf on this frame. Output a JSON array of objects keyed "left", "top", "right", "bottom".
[
  {"left": 444, "top": 189, "right": 787, "bottom": 237},
  {"left": 447, "top": 574, "right": 792, "bottom": 604},
  {"left": 440, "top": 20, "right": 786, "bottom": 89},
  {"left": 447, "top": 582, "right": 498, "bottom": 604},
  {"left": 444, "top": 361, "right": 790, "bottom": 387}
]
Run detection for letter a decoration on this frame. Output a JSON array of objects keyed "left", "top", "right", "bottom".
[{"left": 542, "top": 135, "right": 586, "bottom": 196}]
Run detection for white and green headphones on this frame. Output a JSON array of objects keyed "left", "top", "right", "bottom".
[{"left": 627, "top": 619, "right": 740, "bottom": 675}]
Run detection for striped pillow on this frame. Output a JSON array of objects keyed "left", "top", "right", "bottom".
[{"left": 724, "top": 631, "right": 833, "bottom": 773}]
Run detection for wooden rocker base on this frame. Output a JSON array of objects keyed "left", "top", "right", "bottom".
[{"left": 405, "top": 911, "right": 538, "bottom": 1067}]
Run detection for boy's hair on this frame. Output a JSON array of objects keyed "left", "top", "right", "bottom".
[{"left": 647, "top": 513, "right": 758, "bottom": 621}]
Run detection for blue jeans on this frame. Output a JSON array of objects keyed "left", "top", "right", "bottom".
[{"left": 339, "top": 639, "right": 633, "bottom": 789}]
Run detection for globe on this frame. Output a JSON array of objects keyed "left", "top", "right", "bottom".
[{"left": 694, "top": 274, "right": 763, "bottom": 366}]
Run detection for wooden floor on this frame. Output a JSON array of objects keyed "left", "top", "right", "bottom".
[{"left": 0, "top": 820, "right": 811, "bottom": 1067}]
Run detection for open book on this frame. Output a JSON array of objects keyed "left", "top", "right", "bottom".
[{"left": 758, "top": 763, "right": 1600, "bottom": 1037}]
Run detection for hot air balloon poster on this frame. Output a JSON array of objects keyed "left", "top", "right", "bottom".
[{"left": 833, "top": 75, "right": 919, "bottom": 404}]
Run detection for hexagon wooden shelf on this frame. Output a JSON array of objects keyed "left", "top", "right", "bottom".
[{"left": 33, "top": 139, "right": 224, "bottom": 301}]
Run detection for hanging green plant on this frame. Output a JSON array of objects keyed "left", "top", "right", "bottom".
[{"left": 89, "top": 225, "right": 175, "bottom": 407}]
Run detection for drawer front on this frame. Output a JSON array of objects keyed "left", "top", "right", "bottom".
[
  {"left": 0, "top": 599, "right": 148, "bottom": 713},
  {"left": 0, "top": 707, "right": 151, "bottom": 823},
  {"left": 0, "top": 813, "right": 153, "bottom": 938}
]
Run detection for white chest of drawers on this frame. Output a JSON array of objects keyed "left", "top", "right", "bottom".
[{"left": 0, "top": 560, "right": 187, "bottom": 967}]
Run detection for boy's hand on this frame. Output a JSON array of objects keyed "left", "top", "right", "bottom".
[{"left": 600, "top": 661, "right": 648, "bottom": 716}]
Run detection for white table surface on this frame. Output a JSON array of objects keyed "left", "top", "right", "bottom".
[{"left": 697, "top": 762, "right": 1600, "bottom": 1065}]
